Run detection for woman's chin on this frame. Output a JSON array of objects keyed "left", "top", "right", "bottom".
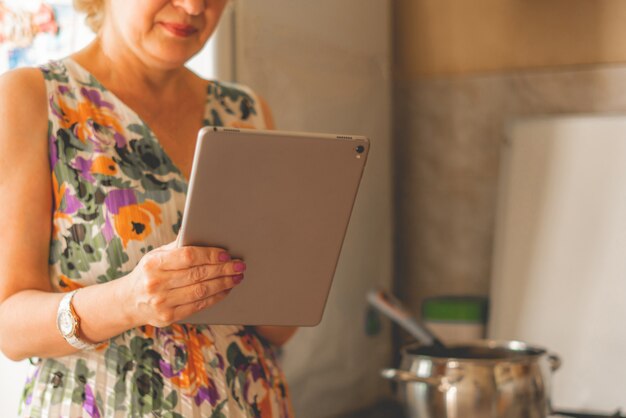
[{"left": 145, "top": 49, "right": 201, "bottom": 69}]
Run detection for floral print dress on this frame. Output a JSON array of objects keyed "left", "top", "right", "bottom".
[{"left": 18, "top": 58, "right": 293, "bottom": 418}]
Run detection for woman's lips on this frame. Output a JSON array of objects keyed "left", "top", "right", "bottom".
[{"left": 159, "top": 22, "right": 198, "bottom": 37}]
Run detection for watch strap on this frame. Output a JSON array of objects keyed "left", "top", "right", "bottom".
[
  {"left": 57, "top": 290, "right": 100, "bottom": 351},
  {"left": 58, "top": 290, "right": 74, "bottom": 313},
  {"left": 65, "top": 333, "right": 99, "bottom": 350}
]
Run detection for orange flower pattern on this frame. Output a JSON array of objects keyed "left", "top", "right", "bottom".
[
  {"left": 18, "top": 59, "right": 294, "bottom": 418},
  {"left": 91, "top": 155, "right": 117, "bottom": 176},
  {"left": 113, "top": 201, "right": 163, "bottom": 248}
]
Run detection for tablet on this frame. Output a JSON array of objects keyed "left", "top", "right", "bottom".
[{"left": 176, "top": 126, "right": 369, "bottom": 326}]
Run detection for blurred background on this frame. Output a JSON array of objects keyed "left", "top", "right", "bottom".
[{"left": 2, "top": 0, "right": 626, "bottom": 417}]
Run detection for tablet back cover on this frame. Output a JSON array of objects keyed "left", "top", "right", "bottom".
[{"left": 178, "top": 127, "right": 369, "bottom": 326}]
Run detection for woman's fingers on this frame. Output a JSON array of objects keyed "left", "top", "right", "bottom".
[
  {"left": 161, "top": 260, "right": 246, "bottom": 289},
  {"left": 167, "top": 274, "right": 244, "bottom": 307},
  {"left": 172, "top": 288, "right": 234, "bottom": 320},
  {"left": 148, "top": 246, "right": 233, "bottom": 270},
  {"left": 134, "top": 242, "right": 247, "bottom": 326},
  {"left": 137, "top": 272, "right": 244, "bottom": 327}
]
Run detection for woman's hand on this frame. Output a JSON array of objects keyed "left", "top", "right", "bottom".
[{"left": 120, "top": 241, "right": 246, "bottom": 328}]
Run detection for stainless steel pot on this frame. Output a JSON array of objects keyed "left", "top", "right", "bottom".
[{"left": 382, "top": 340, "right": 561, "bottom": 418}]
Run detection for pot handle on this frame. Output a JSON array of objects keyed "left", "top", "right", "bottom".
[
  {"left": 548, "top": 353, "right": 562, "bottom": 372},
  {"left": 381, "top": 368, "right": 462, "bottom": 392}
]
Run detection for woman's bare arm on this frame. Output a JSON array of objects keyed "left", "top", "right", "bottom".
[
  {"left": 0, "top": 68, "right": 137, "bottom": 360},
  {"left": 0, "top": 70, "right": 247, "bottom": 360}
]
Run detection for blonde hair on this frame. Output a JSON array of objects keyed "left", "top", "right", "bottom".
[{"left": 73, "top": 0, "right": 105, "bottom": 33}]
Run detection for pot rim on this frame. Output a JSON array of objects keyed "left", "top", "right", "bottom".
[{"left": 401, "top": 339, "right": 549, "bottom": 364}]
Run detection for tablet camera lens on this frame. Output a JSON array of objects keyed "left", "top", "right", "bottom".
[{"left": 356, "top": 145, "right": 365, "bottom": 154}]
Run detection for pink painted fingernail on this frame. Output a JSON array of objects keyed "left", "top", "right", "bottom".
[
  {"left": 233, "top": 274, "right": 244, "bottom": 284},
  {"left": 233, "top": 262, "right": 247, "bottom": 272},
  {"left": 218, "top": 252, "right": 231, "bottom": 262}
]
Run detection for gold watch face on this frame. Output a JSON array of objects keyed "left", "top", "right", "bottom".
[{"left": 58, "top": 310, "right": 75, "bottom": 337}]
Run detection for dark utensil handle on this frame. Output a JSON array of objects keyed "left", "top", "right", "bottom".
[
  {"left": 552, "top": 409, "right": 625, "bottom": 418},
  {"left": 367, "top": 289, "right": 446, "bottom": 348}
]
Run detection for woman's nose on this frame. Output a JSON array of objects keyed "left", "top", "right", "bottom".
[{"left": 171, "top": 0, "right": 206, "bottom": 16}]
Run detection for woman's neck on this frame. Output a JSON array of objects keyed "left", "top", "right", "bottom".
[{"left": 72, "top": 37, "right": 191, "bottom": 101}]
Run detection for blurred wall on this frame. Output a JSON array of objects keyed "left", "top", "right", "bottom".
[
  {"left": 392, "top": 0, "right": 626, "bottom": 322},
  {"left": 234, "top": 1, "right": 394, "bottom": 417},
  {"left": 395, "top": 0, "right": 626, "bottom": 78}
]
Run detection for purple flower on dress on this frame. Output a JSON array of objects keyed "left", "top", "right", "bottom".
[
  {"left": 49, "top": 133, "right": 58, "bottom": 170},
  {"left": 63, "top": 192, "right": 83, "bottom": 214},
  {"left": 159, "top": 359, "right": 176, "bottom": 378},
  {"left": 114, "top": 132, "right": 127, "bottom": 148},
  {"left": 242, "top": 363, "right": 264, "bottom": 402},
  {"left": 72, "top": 156, "right": 95, "bottom": 182},
  {"left": 84, "top": 120, "right": 127, "bottom": 152},
  {"left": 81, "top": 88, "right": 114, "bottom": 111},
  {"left": 156, "top": 328, "right": 185, "bottom": 378},
  {"left": 250, "top": 363, "right": 263, "bottom": 381},
  {"left": 83, "top": 384, "right": 101, "bottom": 418},
  {"left": 58, "top": 85, "right": 71, "bottom": 95},
  {"left": 104, "top": 189, "right": 137, "bottom": 214},
  {"left": 194, "top": 385, "right": 219, "bottom": 407}
]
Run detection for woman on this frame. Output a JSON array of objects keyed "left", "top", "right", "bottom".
[{"left": 0, "top": 0, "right": 297, "bottom": 416}]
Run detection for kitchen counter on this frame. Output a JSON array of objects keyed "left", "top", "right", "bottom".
[
  {"left": 334, "top": 400, "right": 406, "bottom": 418},
  {"left": 333, "top": 401, "right": 624, "bottom": 418}
]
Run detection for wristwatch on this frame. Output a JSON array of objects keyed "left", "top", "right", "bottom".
[{"left": 56, "top": 290, "right": 100, "bottom": 350}]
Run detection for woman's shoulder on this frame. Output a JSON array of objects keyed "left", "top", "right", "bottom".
[
  {"left": 206, "top": 79, "right": 274, "bottom": 129},
  {"left": 0, "top": 67, "right": 47, "bottom": 120},
  {"left": 0, "top": 67, "right": 49, "bottom": 170},
  {"left": 187, "top": 70, "right": 257, "bottom": 106},
  {"left": 0, "top": 66, "right": 46, "bottom": 93},
  {"left": 2, "top": 59, "right": 70, "bottom": 86},
  {"left": 208, "top": 79, "right": 258, "bottom": 103}
]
